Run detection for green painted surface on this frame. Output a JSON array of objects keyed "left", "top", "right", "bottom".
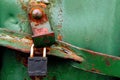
[
  {"left": 56, "top": 41, "right": 120, "bottom": 77},
  {"left": 0, "top": 28, "right": 120, "bottom": 77},
  {"left": 0, "top": 49, "right": 119, "bottom": 80},
  {"left": 0, "top": 0, "right": 31, "bottom": 33},
  {"left": 0, "top": 49, "right": 31, "bottom": 80},
  {"left": 49, "top": 0, "right": 120, "bottom": 79},
  {"left": 61, "top": 0, "right": 120, "bottom": 56},
  {"left": 0, "top": 28, "right": 32, "bottom": 53},
  {"left": 0, "top": 0, "right": 120, "bottom": 80}
]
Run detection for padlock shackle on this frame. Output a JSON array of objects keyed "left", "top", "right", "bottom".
[
  {"left": 30, "top": 44, "right": 46, "bottom": 57},
  {"left": 43, "top": 47, "right": 46, "bottom": 57},
  {"left": 30, "top": 44, "right": 46, "bottom": 58},
  {"left": 30, "top": 44, "right": 34, "bottom": 57}
]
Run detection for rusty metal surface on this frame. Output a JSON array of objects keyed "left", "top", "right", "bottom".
[
  {"left": 57, "top": 40, "right": 120, "bottom": 77},
  {"left": 0, "top": 28, "right": 82, "bottom": 62},
  {"left": 1, "top": 0, "right": 120, "bottom": 79},
  {"left": 0, "top": 28, "right": 32, "bottom": 53},
  {"left": 0, "top": 28, "right": 120, "bottom": 77}
]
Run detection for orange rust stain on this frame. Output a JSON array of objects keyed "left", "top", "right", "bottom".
[
  {"left": 19, "top": 0, "right": 27, "bottom": 11},
  {"left": 57, "top": 34, "right": 62, "bottom": 41},
  {"left": 40, "top": 3, "right": 47, "bottom": 8},
  {"left": 58, "top": 25, "right": 62, "bottom": 28},
  {"left": 33, "top": 28, "right": 49, "bottom": 36},
  {"left": 91, "top": 68, "right": 100, "bottom": 73},
  {"left": 22, "top": 5, "right": 27, "bottom": 11},
  {"left": 29, "top": 7, "right": 48, "bottom": 25},
  {"left": 58, "top": 46, "right": 84, "bottom": 62},
  {"left": 28, "top": 1, "right": 48, "bottom": 25},
  {"left": 105, "top": 59, "right": 111, "bottom": 66}
]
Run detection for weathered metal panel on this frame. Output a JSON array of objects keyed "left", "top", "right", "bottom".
[
  {"left": 0, "top": 0, "right": 120, "bottom": 80},
  {"left": 50, "top": 0, "right": 120, "bottom": 56},
  {"left": 49, "top": 0, "right": 120, "bottom": 79}
]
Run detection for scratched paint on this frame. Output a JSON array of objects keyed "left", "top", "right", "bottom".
[{"left": 1, "top": 0, "right": 120, "bottom": 80}]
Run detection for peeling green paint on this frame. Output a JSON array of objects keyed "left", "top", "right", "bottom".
[{"left": 0, "top": 0, "right": 120, "bottom": 80}]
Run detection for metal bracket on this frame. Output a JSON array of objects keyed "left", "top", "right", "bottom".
[
  {"left": 0, "top": 28, "right": 120, "bottom": 77},
  {"left": 28, "top": 0, "right": 55, "bottom": 47}
]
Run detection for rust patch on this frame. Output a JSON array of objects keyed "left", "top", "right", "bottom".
[
  {"left": 57, "top": 33, "right": 62, "bottom": 41},
  {"left": 32, "top": 28, "right": 49, "bottom": 36},
  {"left": 28, "top": 7, "right": 48, "bottom": 25},
  {"left": 32, "top": 32, "right": 54, "bottom": 38},
  {"left": 28, "top": 1, "right": 48, "bottom": 25},
  {"left": 53, "top": 46, "right": 84, "bottom": 62},
  {"left": 57, "top": 25, "right": 62, "bottom": 29},
  {"left": 91, "top": 68, "right": 100, "bottom": 73},
  {"left": 57, "top": 40, "right": 120, "bottom": 60},
  {"left": 19, "top": 0, "right": 48, "bottom": 25},
  {"left": 84, "top": 50, "right": 120, "bottom": 60},
  {"left": 19, "top": 0, "right": 27, "bottom": 11},
  {"left": 0, "top": 33, "right": 33, "bottom": 53},
  {"left": 105, "top": 59, "right": 111, "bottom": 66}
]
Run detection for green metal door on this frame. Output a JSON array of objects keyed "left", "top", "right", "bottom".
[{"left": 0, "top": 0, "right": 120, "bottom": 80}]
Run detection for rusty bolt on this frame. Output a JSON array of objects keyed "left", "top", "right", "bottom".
[{"left": 32, "top": 9, "right": 43, "bottom": 20}]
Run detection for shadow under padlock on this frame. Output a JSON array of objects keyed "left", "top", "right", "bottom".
[
  {"left": 28, "top": 44, "right": 47, "bottom": 76},
  {"left": 28, "top": 1, "right": 55, "bottom": 48}
]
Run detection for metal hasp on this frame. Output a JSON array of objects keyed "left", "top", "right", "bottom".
[{"left": 28, "top": 0, "right": 55, "bottom": 47}]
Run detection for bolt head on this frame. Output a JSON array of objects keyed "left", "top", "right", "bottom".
[{"left": 32, "top": 9, "right": 42, "bottom": 20}]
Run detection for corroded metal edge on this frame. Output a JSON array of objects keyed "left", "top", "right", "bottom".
[{"left": 0, "top": 28, "right": 120, "bottom": 77}]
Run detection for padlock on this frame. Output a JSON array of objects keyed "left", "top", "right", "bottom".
[{"left": 28, "top": 44, "right": 47, "bottom": 76}]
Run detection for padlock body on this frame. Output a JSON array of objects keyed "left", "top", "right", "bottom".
[{"left": 28, "top": 57, "right": 47, "bottom": 76}]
